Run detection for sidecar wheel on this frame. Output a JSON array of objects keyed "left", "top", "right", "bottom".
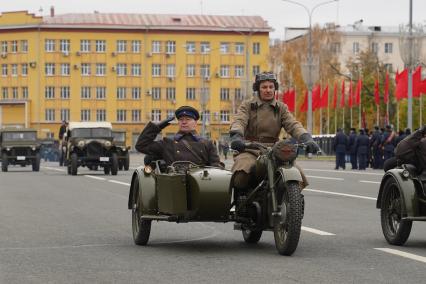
[
  {"left": 274, "top": 181, "right": 303, "bottom": 256},
  {"left": 380, "top": 178, "right": 412, "bottom": 245},
  {"left": 132, "top": 178, "right": 151, "bottom": 245},
  {"left": 242, "top": 229, "right": 262, "bottom": 243}
]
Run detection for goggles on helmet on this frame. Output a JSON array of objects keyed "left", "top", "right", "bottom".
[{"left": 256, "top": 73, "right": 277, "bottom": 82}]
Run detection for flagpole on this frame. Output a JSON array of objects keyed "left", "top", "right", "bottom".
[
  {"left": 327, "top": 81, "right": 330, "bottom": 134},
  {"left": 396, "top": 101, "right": 399, "bottom": 130},
  {"left": 377, "top": 105, "right": 379, "bottom": 126},
  {"left": 359, "top": 79, "right": 362, "bottom": 129},
  {"left": 420, "top": 95, "right": 422, "bottom": 127},
  {"left": 294, "top": 86, "right": 297, "bottom": 118}
]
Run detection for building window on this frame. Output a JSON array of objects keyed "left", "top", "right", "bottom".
[
  {"left": 81, "top": 109, "right": 91, "bottom": 121},
  {"left": 45, "top": 86, "right": 55, "bottom": 99},
  {"left": 81, "top": 86, "right": 91, "bottom": 99},
  {"left": 131, "top": 64, "right": 141, "bottom": 76},
  {"left": 96, "top": 63, "right": 106, "bottom": 76},
  {"left": 186, "top": 88, "right": 196, "bottom": 100},
  {"left": 60, "top": 39, "right": 70, "bottom": 53},
  {"left": 132, "top": 87, "right": 141, "bottom": 99},
  {"left": 235, "top": 65, "right": 244, "bottom": 78},
  {"left": 45, "top": 63, "right": 55, "bottom": 76},
  {"left": 152, "top": 41, "right": 161, "bottom": 53},
  {"left": 151, "top": 109, "right": 161, "bottom": 122},
  {"left": 200, "top": 64, "right": 210, "bottom": 78},
  {"left": 201, "top": 110, "right": 210, "bottom": 123},
  {"left": 330, "top": 42, "right": 341, "bottom": 54},
  {"left": 166, "top": 64, "right": 175, "bottom": 78},
  {"left": 235, "top": 88, "right": 243, "bottom": 101},
  {"left": 253, "top": 42, "right": 260, "bottom": 55},
  {"left": 60, "top": 86, "right": 70, "bottom": 99},
  {"left": 132, "top": 40, "right": 141, "bottom": 53},
  {"left": 2, "top": 87, "right": 8, "bottom": 99},
  {"left": 61, "top": 63, "right": 70, "bottom": 76},
  {"left": 21, "top": 40, "right": 28, "bottom": 53},
  {"left": 81, "top": 63, "right": 91, "bottom": 76},
  {"left": 152, "top": 87, "right": 161, "bottom": 100},
  {"left": 371, "top": 42, "right": 379, "bottom": 54},
  {"left": 45, "top": 39, "right": 55, "bottom": 52},
  {"left": 11, "top": 41, "right": 18, "bottom": 53},
  {"left": 117, "top": 40, "right": 127, "bottom": 53},
  {"left": 45, "top": 109, "right": 55, "bottom": 121},
  {"left": 95, "top": 40, "right": 106, "bottom": 53},
  {"left": 1, "top": 64, "right": 7, "bottom": 76},
  {"left": 186, "top": 41, "right": 196, "bottom": 53},
  {"left": 167, "top": 110, "right": 174, "bottom": 119},
  {"left": 11, "top": 64, "right": 18, "bottom": 77},
  {"left": 117, "top": 63, "right": 127, "bottom": 76},
  {"left": 117, "top": 87, "right": 127, "bottom": 99},
  {"left": 96, "top": 109, "right": 106, "bottom": 121},
  {"left": 220, "top": 88, "right": 230, "bottom": 100},
  {"left": 22, "top": 87, "right": 28, "bottom": 99},
  {"left": 384, "top": 63, "right": 393, "bottom": 72},
  {"left": 1, "top": 41, "right": 7, "bottom": 53},
  {"left": 166, "top": 87, "right": 176, "bottom": 101},
  {"left": 80, "top": 40, "right": 90, "bottom": 52},
  {"left": 186, "top": 64, "right": 195, "bottom": 77},
  {"left": 220, "top": 65, "right": 230, "bottom": 78},
  {"left": 96, "top": 87, "right": 106, "bottom": 99},
  {"left": 60, "top": 109, "right": 70, "bottom": 122},
  {"left": 220, "top": 42, "right": 230, "bottom": 54},
  {"left": 117, "top": 109, "right": 127, "bottom": 122},
  {"left": 235, "top": 42, "right": 244, "bottom": 54},
  {"left": 352, "top": 42, "right": 360, "bottom": 54},
  {"left": 132, "top": 110, "right": 141, "bottom": 122},
  {"left": 252, "top": 65, "right": 260, "bottom": 76},
  {"left": 220, "top": 110, "right": 230, "bottom": 122},
  {"left": 166, "top": 41, "right": 176, "bottom": 54},
  {"left": 12, "top": 87, "right": 18, "bottom": 99},
  {"left": 200, "top": 42, "right": 210, "bottom": 54},
  {"left": 152, "top": 64, "right": 161, "bottom": 77},
  {"left": 384, "top": 42, "right": 393, "bottom": 53}
]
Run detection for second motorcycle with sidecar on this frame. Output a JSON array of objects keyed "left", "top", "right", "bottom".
[{"left": 128, "top": 140, "right": 312, "bottom": 255}]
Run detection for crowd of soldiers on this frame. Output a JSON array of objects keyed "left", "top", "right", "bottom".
[{"left": 333, "top": 125, "right": 411, "bottom": 170}]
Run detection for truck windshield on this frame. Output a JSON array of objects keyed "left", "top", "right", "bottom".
[
  {"left": 3, "top": 132, "right": 37, "bottom": 141},
  {"left": 72, "top": 128, "right": 112, "bottom": 138},
  {"left": 112, "top": 132, "right": 125, "bottom": 142}
]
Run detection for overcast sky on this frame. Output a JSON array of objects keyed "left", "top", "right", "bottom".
[{"left": 2, "top": 0, "right": 425, "bottom": 39}]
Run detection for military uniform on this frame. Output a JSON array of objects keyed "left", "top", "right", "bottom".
[
  {"left": 370, "top": 128, "right": 382, "bottom": 169},
  {"left": 348, "top": 129, "right": 358, "bottom": 169},
  {"left": 355, "top": 130, "right": 369, "bottom": 170},
  {"left": 333, "top": 129, "right": 348, "bottom": 169}
]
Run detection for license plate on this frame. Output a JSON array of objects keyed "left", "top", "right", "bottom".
[
  {"left": 17, "top": 156, "right": 26, "bottom": 160},
  {"left": 99, "top": 157, "right": 109, "bottom": 162}
]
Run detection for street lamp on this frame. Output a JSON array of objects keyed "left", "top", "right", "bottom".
[{"left": 282, "top": 0, "right": 338, "bottom": 134}]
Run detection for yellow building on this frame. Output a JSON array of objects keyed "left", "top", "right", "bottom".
[{"left": 0, "top": 10, "right": 271, "bottom": 147}]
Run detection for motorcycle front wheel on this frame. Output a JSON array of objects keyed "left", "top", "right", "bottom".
[
  {"left": 274, "top": 181, "right": 303, "bottom": 256},
  {"left": 132, "top": 178, "right": 151, "bottom": 245},
  {"left": 380, "top": 177, "right": 412, "bottom": 245}
]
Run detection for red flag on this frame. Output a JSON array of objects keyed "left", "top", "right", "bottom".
[
  {"left": 312, "top": 85, "right": 321, "bottom": 111},
  {"left": 300, "top": 90, "right": 308, "bottom": 112},
  {"left": 348, "top": 81, "right": 353, "bottom": 107},
  {"left": 320, "top": 84, "right": 329, "bottom": 108},
  {"left": 395, "top": 69, "right": 408, "bottom": 101},
  {"left": 283, "top": 89, "right": 295, "bottom": 112},
  {"left": 355, "top": 79, "right": 362, "bottom": 106},
  {"left": 374, "top": 78, "right": 380, "bottom": 105},
  {"left": 384, "top": 72, "right": 389, "bottom": 104},
  {"left": 413, "top": 66, "right": 421, "bottom": 98},
  {"left": 332, "top": 82, "right": 338, "bottom": 109},
  {"left": 339, "top": 80, "right": 345, "bottom": 107}
]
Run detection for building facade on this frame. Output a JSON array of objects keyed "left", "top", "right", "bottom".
[{"left": 0, "top": 10, "right": 271, "bottom": 147}]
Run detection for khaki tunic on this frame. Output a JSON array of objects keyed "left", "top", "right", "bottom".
[{"left": 230, "top": 96, "right": 307, "bottom": 173}]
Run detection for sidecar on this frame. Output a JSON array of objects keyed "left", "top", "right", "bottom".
[
  {"left": 128, "top": 161, "right": 233, "bottom": 245},
  {"left": 377, "top": 165, "right": 426, "bottom": 245}
]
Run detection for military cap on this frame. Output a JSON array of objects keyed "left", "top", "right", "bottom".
[{"left": 175, "top": 105, "right": 200, "bottom": 120}]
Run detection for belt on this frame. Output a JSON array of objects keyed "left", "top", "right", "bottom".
[{"left": 245, "top": 136, "right": 278, "bottom": 143}]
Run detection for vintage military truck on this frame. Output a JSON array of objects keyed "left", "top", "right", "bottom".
[
  {"left": 0, "top": 128, "right": 41, "bottom": 172},
  {"left": 112, "top": 129, "right": 130, "bottom": 171},
  {"left": 66, "top": 122, "right": 118, "bottom": 175}
]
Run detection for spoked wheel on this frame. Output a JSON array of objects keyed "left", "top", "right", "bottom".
[
  {"left": 132, "top": 178, "right": 151, "bottom": 245},
  {"left": 380, "top": 178, "right": 412, "bottom": 245},
  {"left": 274, "top": 181, "right": 303, "bottom": 256}
]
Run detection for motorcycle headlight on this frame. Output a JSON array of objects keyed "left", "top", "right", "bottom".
[
  {"left": 31, "top": 146, "right": 36, "bottom": 151},
  {"left": 104, "top": 141, "right": 112, "bottom": 147},
  {"left": 77, "top": 140, "right": 85, "bottom": 148},
  {"left": 6, "top": 147, "right": 10, "bottom": 151},
  {"left": 402, "top": 169, "right": 410, "bottom": 178},
  {"left": 272, "top": 140, "right": 297, "bottom": 163}
]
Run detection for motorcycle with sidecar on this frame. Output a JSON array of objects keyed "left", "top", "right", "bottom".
[
  {"left": 377, "top": 164, "right": 426, "bottom": 245},
  {"left": 128, "top": 140, "right": 310, "bottom": 255}
]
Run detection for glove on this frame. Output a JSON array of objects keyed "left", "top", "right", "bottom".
[
  {"left": 299, "top": 133, "right": 320, "bottom": 154},
  {"left": 421, "top": 125, "right": 426, "bottom": 135},
  {"left": 156, "top": 117, "right": 174, "bottom": 130},
  {"left": 230, "top": 133, "right": 245, "bottom": 152}
]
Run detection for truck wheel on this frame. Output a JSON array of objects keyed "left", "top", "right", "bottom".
[
  {"left": 32, "top": 153, "right": 41, "bottom": 172},
  {"left": 118, "top": 161, "right": 123, "bottom": 171},
  {"left": 1, "top": 153, "right": 8, "bottom": 172},
  {"left": 70, "top": 153, "right": 78, "bottom": 175},
  {"left": 274, "top": 181, "right": 303, "bottom": 256},
  {"left": 110, "top": 153, "right": 118, "bottom": 175},
  {"left": 381, "top": 177, "right": 412, "bottom": 245},
  {"left": 124, "top": 152, "right": 130, "bottom": 171},
  {"left": 132, "top": 178, "right": 151, "bottom": 245}
]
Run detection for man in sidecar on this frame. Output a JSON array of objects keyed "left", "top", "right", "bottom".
[
  {"left": 229, "top": 72, "right": 320, "bottom": 194},
  {"left": 135, "top": 105, "right": 222, "bottom": 168}
]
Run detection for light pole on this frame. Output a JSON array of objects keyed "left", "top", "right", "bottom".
[{"left": 282, "top": 0, "right": 338, "bottom": 133}]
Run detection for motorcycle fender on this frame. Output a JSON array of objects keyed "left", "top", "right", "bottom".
[
  {"left": 128, "top": 166, "right": 157, "bottom": 214},
  {"left": 376, "top": 169, "right": 418, "bottom": 217},
  {"left": 277, "top": 167, "right": 303, "bottom": 183}
]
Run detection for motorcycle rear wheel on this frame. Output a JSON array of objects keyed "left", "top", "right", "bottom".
[
  {"left": 274, "top": 181, "right": 303, "bottom": 256},
  {"left": 380, "top": 177, "right": 412, "bottom": 245},
  {"left": 132, "top": 178, "right": 151, "bottom": 245}
]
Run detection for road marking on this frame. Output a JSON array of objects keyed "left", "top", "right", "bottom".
[
  {"left": 84, "top": 175, "right": 106, "bottom": 181},
  {"left": 304, "top": 168, "right": 383, "bottom": 176},
  {"left": 375, "top": 248, "right": 426, "bottom": 264},
  {"left": 360, "top": 180, "right": 381, "bottom": 184},
  {"left": 302, "top": 226, "right": 335, "bottom": 236},
  {"left": 305, "top": 188, "right": 377, "bottom": 201},
  {"left": 108, "top": 180, "right": 131, "bottom": 186},
  {"left": 306, "top": 175, "right": 344, "bottom": 181},
  {"left": 42, "top": 166, "right": 66, "bottom": 172}
]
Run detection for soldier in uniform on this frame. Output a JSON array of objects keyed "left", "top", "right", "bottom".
[
  {"left": 370, "top": 126, "right": 382, "bottom": 169},
  {"left": 135, "top": 106, "right": 221, "bottom": 167},
  {"left": 355, "top": 128, "right": 369, "bottom": 170},
  {"left": 229, "top": 72, "right": 319, "bottom": 194},
  {"left": 381, "top": 124, "right": 396, "bottom": 163},
  {"left": 333, "top": 128, "right": 348, "bottom": 170},
  {"left": 348, "top": 128, "right": 358, "bottom": 170}
]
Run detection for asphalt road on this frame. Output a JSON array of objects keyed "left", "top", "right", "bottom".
[{"left": 1, "top": 154, "right": 426, "bottom": 283}]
